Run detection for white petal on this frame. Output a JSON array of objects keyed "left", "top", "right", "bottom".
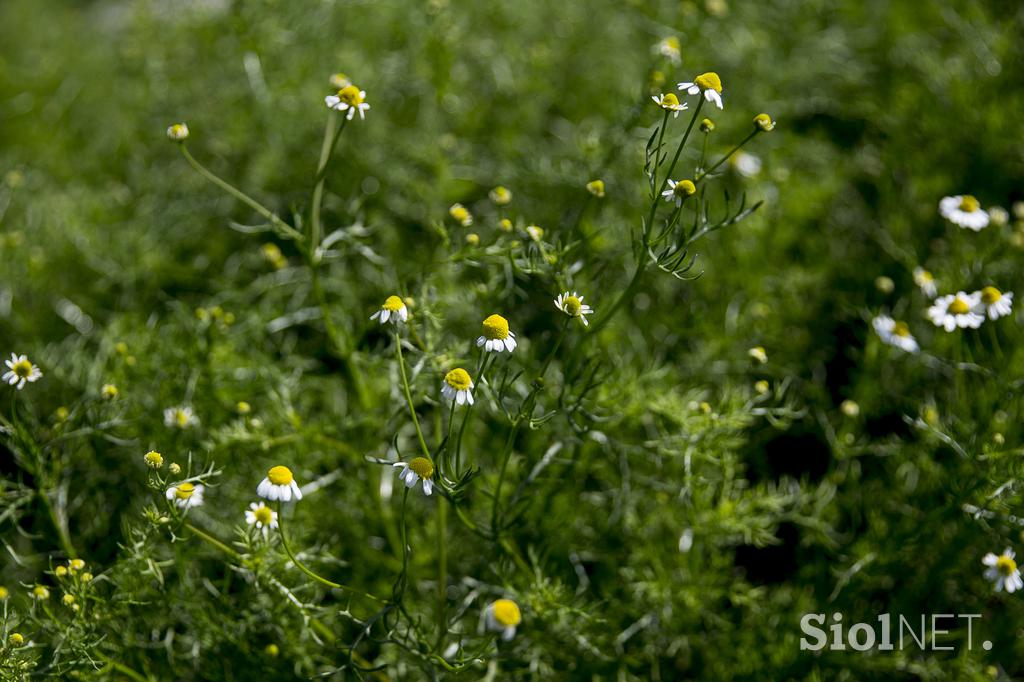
[
  {"left": 291, "top": 480, "right": 303, "bottom": 500},
  {"left": 423, "top": 479, "right": 433, "bottom": 495}
]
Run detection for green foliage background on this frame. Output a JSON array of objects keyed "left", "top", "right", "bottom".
[{"left": 1, "top": 0, "right": 1023, "bottom": 679}]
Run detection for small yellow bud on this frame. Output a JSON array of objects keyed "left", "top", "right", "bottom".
[
  {"left": 754, "top": 380, "right": 770, "bottom": 394},
  {"left": 144, "top": 451, "right": 164, "bottom": 469},
  {"left": 840, "top": 400, "right": 860, "bottom": 417},
  {"left": 55, "top": 406, "right": 70, "bottom": 422},
  {"left": 265, "top": 643, "right": 280, "bottom": 657},
  {"left": 875, "top": 276, "right": 895, "bottom": 294},
  {"left": 753, "top": 113, "right": 775, "bottom": 132},
  {"left": 236, "top": 401, "right": 252, "bottom": 415},
  {"left": 993, "top": 432, "right": 1005, "bottom": 445},
  {"left": 9, "top": 633, "right": 24, "bottom": 647},
  {"left": 465, "top": 233, "right": 480, "bottom": 246},
  {"left": 526, "top": 225, "right": 544, "bottom": 242},
  {"left": 449, "top": 203, "right": 473, "bottom": 226},
  {"left": 69, "top": 559, "right": 85, "bottom": 571},
  {"left": 166, "top": 123, "right": 189, "bottom": 142},
  {"left": 261, "top": 243, "right": 287, "bottom": 269},
  {"left": 55, "top": 565, "right": 68, "bottom": 577},
  {"left": 101, "top": 384, "right": 119, "bottom": 400},
  {"left": 62, "top": 594, "right": 75, "bottom": 606},
  {"left": 81, "top": 572, "right": 93, "bottom": 582},
  {"left": 114, "top": 342, "right": 129, "bottom": 355},
  {"left": 489, "top": 186, "right": 512, "bottom": 206},
  {"left": 169, "top": 463, "right": 181, "bottom": 475},
  {"left": 0, "top": 586, "right": 8, "bottom": 600},
  {"left": 31, "top": 585, "right": 50, "bottom": 600},
  {"left": 989, "top": 206, "right": 1009, "bottom": 226},
  {"left": 700, "top": 118, "right": 716, "bottom": 133},
  {"left": 498, "top": 218, "right": 513, "bottom": 232},
  {"left": 586, "top": 179, "right": 606, "bottom": 198},
  {"left": 747, "top": 346, "right": 768, "bottom": 364}
]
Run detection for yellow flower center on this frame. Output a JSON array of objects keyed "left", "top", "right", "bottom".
[
  {"left": 563, "top": 296, "right": 582, "bottom": 316},
  {"left": 445, "top": 368, "right": 472, "bottom": 391},
  {"left": 175, "top": 483, "right": 195, "bottom": 500},
  {"left": 175, "top": 410, "right": 190, "bottom": 427},
  {"left": 268, "top": 465, "right": 294, "bottom": 486},
  {"left": 673, "top": 180, "right": 696, "bottom": 197},
  {"left": 958, "top": 195, "right": 980, "bottom": 213},
  {"left": 482, "top": 314, "right": 511, "bottom": 340},
  {"left": 383, "top": 295, "right": 405, "bottom": 312},
  {"left": 450, "top": 205, "right": 470, "bottom": 222},
  {"left": 694, "top": 72, "right": 722, "bottom": 93},
  {"left": 409, "top": 457, "right": 435, "bottom": 479},
  {"left": 11, "top": 359, "right": 32, "bottom": 379},
  {"left": 586, "top": 179, "right": 605, "bottom": 197},
  {"left": 947, "top": 298, "right": 970, "bottom": 315},
  {"left": 981, "top": 286, "right": 1002, "bottom": 305},
  {"left": 660, "top": 93, "right": 680, "bottom": 108},
  {"left": 254, "top": 505, "right": 274, "bottom": 525},
  {"left": 338, "top": 85, "right": 363, "bottom": 106},
  {"left": 891, "top": 321, "right": 911, "bottom": 337},
  {"left": 492, "top": 599, "right": 521, "bottom": 627},
  {"left": 997, "top": 555, "right": 1017, "bottom": 576}
]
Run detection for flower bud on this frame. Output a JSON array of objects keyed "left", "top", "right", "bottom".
[
  {"left": 489, "top": 186, "right": 512, "bottom": 206},
  {"left": 753, "top": 113, "right": 775, "bottom": 132},
  {"left": 586, "top": 179, "right": 605, "bottom": 198},
  {"left": 166, "top": 123, "right": 189, "bottom": 142},
  {"left": 700, "top": 118, "right": 716, "bottom": 133},
  {"left": 144, "top": 451, "right": 164, "bottom": 469}
]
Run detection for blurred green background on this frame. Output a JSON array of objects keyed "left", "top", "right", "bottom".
[{"left": 2, "top": 0, "right": 1024, "bottom": 679}]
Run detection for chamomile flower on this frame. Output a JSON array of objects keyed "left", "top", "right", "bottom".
[
  {"left": 393, "top": 457, "right": 436, "bottom": 495},
  {"left": 586, "top": 179, "right": 605, "bottom": 198},
  {"left": 656, "top": 36, "right": 681, "bottom": 64},
  {"left": 662, "top": 178, "right": 696, "bottom": 207},
  {"left": 651, "top": 92, "right": 688, "bottom": 117},
  {"left": 913, "top": 267, "right": 937, "bottom": 297},
  {"left": 678, "top": 71, "right": 724, "bottom": 110},
  {"left": 164, "top": 405, "right": 197, "bottom": 429},
  {"left": 872, "top": 315, "right": 919, "bottom": 353},
  {"left": 554, "top": 291, "right": 594, "bottom": 326},
  {"left": 370, "top": 295, "right": 409, "bottom": 325},
  {"left": 166, "top": 482, "right": 205, "bottom": 509},
  {"left": 526, "top": 225, "right": 544, "bottom": 242},
  {"left": 927, "top": 292, "right": 984, "bottom": 331},
  {"left": 144, "top": 451, "right": 164, "bottom": 469},
  {"left": 939, "top": 195, "right": 989, "bottom": 231},
  {"left": 257, "top": 465, "right": 303, "bottom": 502},
  {"left": 441, "top": 368, "right": 474, "bottom": 406},
  {"left": 489, "top": 186, "right": 512, "bottom": 206},
  {"left": 245, "top": 502, "right": 279, "bottom": 537},
  {"left": 983, "top": 548, "right": 1023, "bottom": 593},
  {"left": 977, "top": 286, "right": 1013, "bottom": 320},
  {"left": 30, "top": 585, "right": 49, "bottom": 601},
  {"left": 449, "top": 203, "right": 473, "bottom": 226},
  {"left": 748, "top": 346, "right": 768, "bottom": 363},
  {"left": 477, "top": 314, "right": 517, "bottom": 353},
  {"left": 166, "top": 123, "right": 189, "bottom": 141},
  {"left": 753, "top": 113, "right": 775, "bottom": 132},
  {"left": 3, "top": 353, "right": 42, "bottom": 390},
  {"left": 485, "top": 599, "right": 522, "bottom": 641},
  {"left": 325, "top": 84, "right": 370, "bottom": 120}
]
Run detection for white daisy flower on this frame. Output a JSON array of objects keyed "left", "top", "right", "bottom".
[
  {"left": 245, "top": 502, "right": 279, "bottom": 537},
  {"left": 661, "top": 178, "right": 696, "bottom": 207},
  {"left": 913, "top": 267, "right": 937, "bottom": 298},
  {"left": 983, "top": 548, "right": 1023, "bottom": 593},
  {"left": 324, "top": 84, "right": 370, "bottom": 120},
  {"left": 393, "top": 457, "right": 435, "bottom": 496},
  {"left": 163, "top": 405, "right": 197, "bottom": 429},
  {"left": 927, "top": 292, "right": 984, "bottom": 331},
  {"left": 257, "top": 465, "right": 303, "bottom": 502},
  {"left": 477, "top": 314, "right": 517, "bottom": 353},
  {"left": 656, "top": 36, "right": 681, "bottom": 64},
  {"left": 651, "top": 92, "right": 688, "bottom": 118},
  {"left": 485, "top": 599, "right": 522, "bottom": 641},
  {"left": 166, "top": 482, "right": 204, "bottom": 509},
  {"left": 677, "top": 71, "right": 724, "bottom": 110},
  {"left": 166, "top": 123, "right": 189, "bottom": 142},
  {"left": 939, "top": 195, "right": 989, "bottom": 231},
  {"left": 554, "top": 291, "right": 594, "bottom": 326},
  {"left": 370, "top": 295, "right": 409, "bottom": 325},
  {"left": 871, "top": 315, "right": 919, "bottom": 353},
  {"left": 449, "top": 203, "right": 473, "bottom": 227},
  {"left": 3, "top": 353, "right": 42, "bottom": 390},
  {"left": 977, "top": 286, "right": 1013, "bottom": 320},
  {"left": 441, "top": 368, "right": 474, "bottom": 406}
]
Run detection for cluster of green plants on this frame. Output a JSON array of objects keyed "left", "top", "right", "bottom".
[{"left": 1, "top": 0, "right": 1023, "bottom": 679}]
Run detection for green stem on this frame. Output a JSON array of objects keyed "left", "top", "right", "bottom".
[
  {"left": 310, "top": 113, "right": 347, "bottom": 250},
  {"left": 94, "top": 651, "right": 151, "bottom": 682},
  {"left": 395, "top": 330, "right": 431, "bottom": 459},
  {"left": 650, "top": 109, "right": 670, "bottom": 199},
  {"left": 178, "top": 145, "right": 303, "bottom": 242},
  {"left": 650, "top": 98, "right": 704, "bottom": 232},
  {"left": 40, "top": 490, "right": 76, "bottom": 559},
  {"left": 696, "top": 129, "right": 759, "bottom": 182},
  {"left": 490, "top": 421, "right": 521, "bottom": 535},
  {"left": 184, "top": 522, "right": 239, "bottom": 559},
  {"left": 435, "top": 499, "right": 448, "bottom": 649},
  {"left": 277, "top": 502, "right": 383, "bottom": 603}
]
